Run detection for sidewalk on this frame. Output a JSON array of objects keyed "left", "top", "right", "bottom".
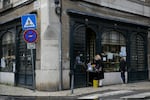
[{"left": 0, "top": 81, "right": 150, "bottom": 97}]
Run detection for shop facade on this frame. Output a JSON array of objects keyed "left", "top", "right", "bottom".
[
  {"left": 0, "top": 0, "right": 38, "bottom": 89},
  {"left": 61, "top": 0, "right": 150, "bottom": 88},
  {"left": 0, "top": 0, "right": 63, "bottom": 91},
  {"left": 67, "top": 11, "right": 148, "bottom": 87},
  {"left": 0, "top": 0, "right": 150, "bottom": 91},
  {"left": 0, "top": 19, "right": 36, "bottom": 88}
]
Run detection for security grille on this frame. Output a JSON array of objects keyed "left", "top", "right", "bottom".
[
  {"left": 72, "top": 24, "right": 87, "bottom": 88},
  {"left": 128, "top": 33, "right": 148, "bottom": 82},
  {"left": 16, "top": 29, "right": 35, "bottom": 88}
]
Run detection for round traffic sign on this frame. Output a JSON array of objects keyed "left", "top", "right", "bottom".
[{"left": 23, "top": 29, "right": 38, "bottom": 43}]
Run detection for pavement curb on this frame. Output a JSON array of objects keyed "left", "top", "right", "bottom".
[{"left": 0, "top": 81, "right": 150, "bottom": 97}]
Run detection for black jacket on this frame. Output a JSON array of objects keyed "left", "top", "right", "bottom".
[
  {"left": 95, "top": 60, "right": 104, "bottom": 79},
  {"left": 119, "top": 60, "right": 126, "bottom": 72}
]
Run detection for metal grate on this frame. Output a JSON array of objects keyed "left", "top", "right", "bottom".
[
  {"left": 128, "top": 33, "right": 148, "bottom": 82},
  {"left": 16, "top": 30, "right": 35, "bottom": 88}
]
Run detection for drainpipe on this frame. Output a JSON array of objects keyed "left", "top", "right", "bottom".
[
  {"left": 54, "top": 0, "right": 62, "bottom": 91},
  {"left": 148, "top": 28, "right": 150, "bottom": 80},
  {"left": 59, "top": 0, "right": 62, "bottom": 91}
]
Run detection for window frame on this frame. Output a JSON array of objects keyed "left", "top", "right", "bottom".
[
  {"left": 101, "top": 30, "right": 126, "bottom": 72},
  {"left": 0, "top": 31, "right": 16, "bottom": 72}
]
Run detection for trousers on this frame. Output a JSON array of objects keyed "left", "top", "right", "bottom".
[{"left": 121, "top": 71, "right": 125, "bottom": 83}]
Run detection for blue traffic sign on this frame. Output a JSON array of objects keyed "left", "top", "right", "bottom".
[
  {"left": 23, "top": 29, "right": 38, "bottom": 43},
  {"left": 21, "top": 14, "right": 37, "bottom": 30}
]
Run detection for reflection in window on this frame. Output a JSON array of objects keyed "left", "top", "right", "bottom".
[
  {"left": 0, "top": 32, "right": 15, "bottom": 72},
  {"left": 101, "top": 31, "right": 126, "bottom": 72}
]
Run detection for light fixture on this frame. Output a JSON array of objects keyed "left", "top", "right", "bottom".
[
  {"left": 54, "top": 0, "right": 61, "bottom": 15},
  {"left": 54, "top": 0, "right": 59, "bottom": 5}
]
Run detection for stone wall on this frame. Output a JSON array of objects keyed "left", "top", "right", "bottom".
[{"left": 36, "top": 0, "right": 61, "bottom": 91}]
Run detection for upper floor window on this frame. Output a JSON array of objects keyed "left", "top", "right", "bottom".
[
  {"left": 0, "top": 0, "right": 12, "bottom": 10},
  {"left": 3, "top": 0, "right": 11, "bottom": 8},
  {"left": 128, "top": 0, "right": 150, "bottom": 6},
  {"left": 0, "top": 0, "right": 2, "bottom": 9}
]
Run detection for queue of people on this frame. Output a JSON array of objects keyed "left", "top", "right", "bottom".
[{"left": 75, "top": 52, "right": 126, "bottom": 87}]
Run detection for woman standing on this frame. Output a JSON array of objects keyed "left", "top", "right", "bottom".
[{"left": 94, "top": 54, "right": 104, "bottom": 87}]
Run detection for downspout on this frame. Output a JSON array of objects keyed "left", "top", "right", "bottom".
[
  {"left": 58, "top": 0, "right": 62, "bottom": 91},
  {"left": 54, "top": 0, "right": 62, "bottom": 91}
]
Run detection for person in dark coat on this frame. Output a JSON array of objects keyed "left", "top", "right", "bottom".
[
  {"left": 94, "top": 54, "right": 104, "bottom": 87},
  {"left": 119, "top": 57, "right": 126, "bottom": 84}
]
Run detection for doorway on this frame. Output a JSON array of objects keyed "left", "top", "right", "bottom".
[
  {"left": 71, "top": 23, "right": 96, "bottom": 88},
  {"left": 15, "top": 27, "right": 35, "bottom": 89}
]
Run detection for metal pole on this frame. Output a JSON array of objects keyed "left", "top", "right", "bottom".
[
  {"left": 58, "top": 0, "right": 62, "bottom": 91},
  {"left": 71, "top": 64, "right": 75, "bottom": 94},
  {"left": 71, "top": 70, "right": 74, "bottom": 94},
  {"left": 31, "top": 48, "right": 35, "bottom": 90}
]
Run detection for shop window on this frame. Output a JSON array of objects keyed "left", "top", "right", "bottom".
[
  {"left": 101, "top": 30, "right": 126, "bottom": 72},
  {"left": 0, "top": 32, "right": 15, "bottom": 72},
  {"left": 86, "top": 28, "right": 96, "bottom": 63}
]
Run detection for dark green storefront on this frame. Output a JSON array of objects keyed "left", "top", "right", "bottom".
[
  {"left": 0, "top": 18, "right": 36, "bottom": 89},
  {"left": 68, "top": 10, "right": 149, "bottom": 88}
]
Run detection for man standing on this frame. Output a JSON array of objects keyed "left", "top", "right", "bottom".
[{"left": 119, "top": 57, "right": 126, "bottom": 84}]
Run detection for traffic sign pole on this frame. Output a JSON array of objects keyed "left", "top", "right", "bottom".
[
  {"left": 23, "top": 29, "right": 37, "bottom": 90},
  {"left": 23, "top": 29, "right": 38, "bottom": 43},
  {"left": 21, "top": 14, "right": 37, "bottom": 90},
  {"left": 23, "top": 30, "right": 37, "bottom": 90},
  {"left": 31, "top": 47, "right": 35, "bottom": 90}
]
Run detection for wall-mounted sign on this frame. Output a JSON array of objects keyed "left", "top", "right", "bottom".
[
  {"left": 27, "top": 43, "right": 36, "bottom": 49},
  {"left": 23, "top": 29, "right": 38, "bottom": 43},
  {"left": 21, "top": 14, "right": 37, "bottom": 30}
]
